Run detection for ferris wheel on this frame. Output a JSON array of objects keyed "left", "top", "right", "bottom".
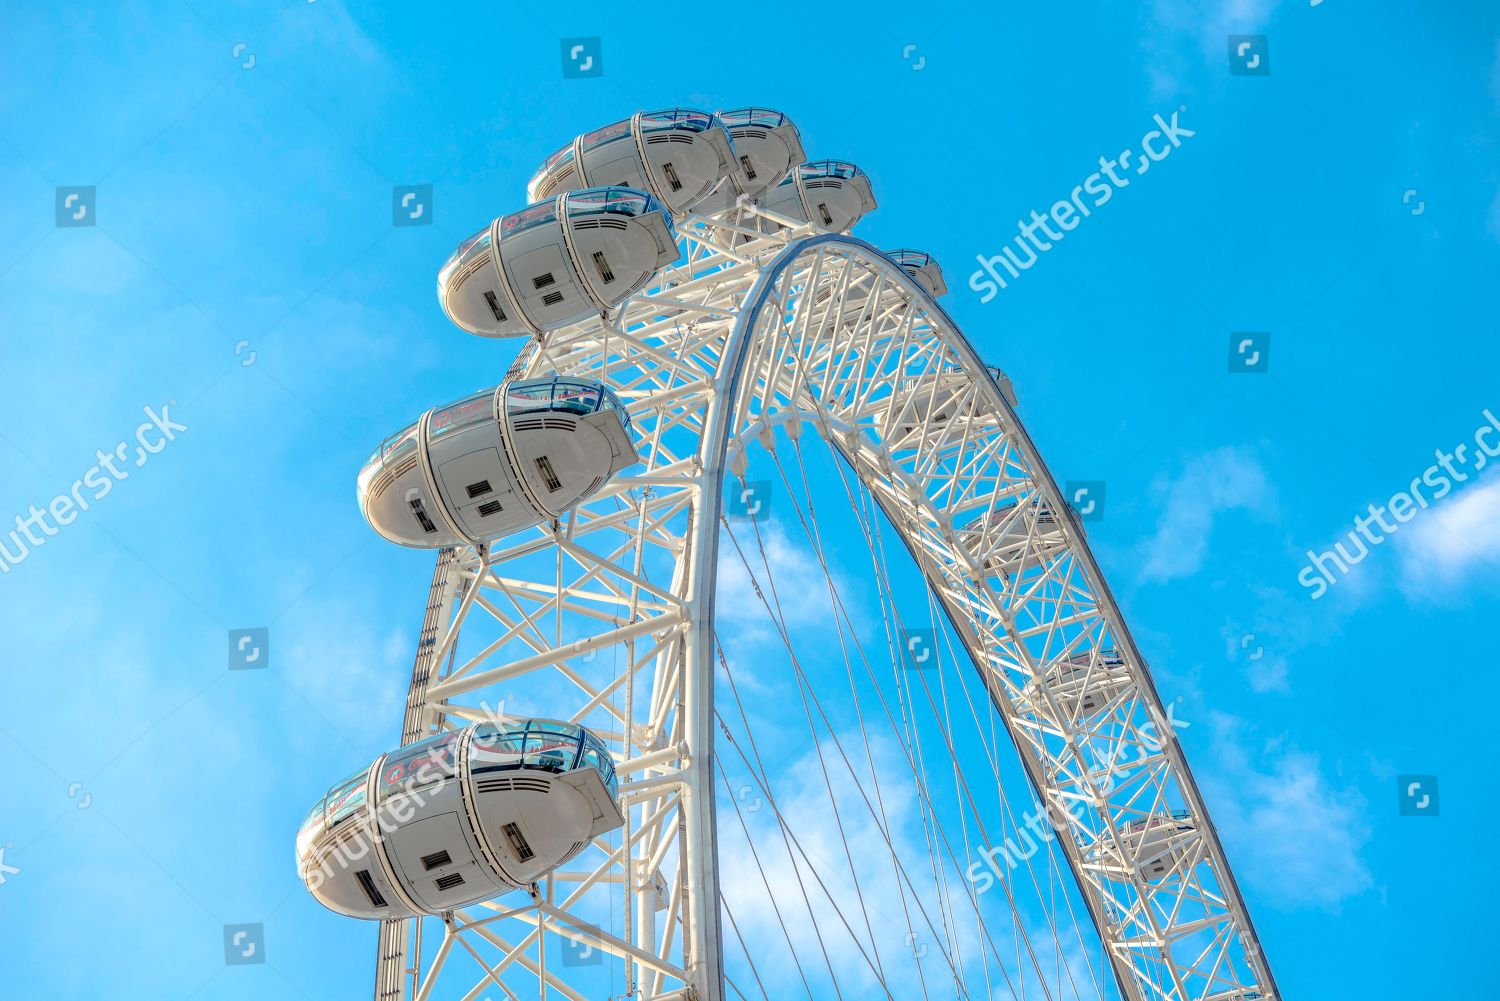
[{"left": 293, "top": 106, "right": 1281, "bottom": 1001}]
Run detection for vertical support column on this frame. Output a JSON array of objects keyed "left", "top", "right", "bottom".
[
  {"left": 677, "top": 483, "right": 726, "bottom": 1000},
  {"left": 670, "top": 238, "right": 813, "bottom": 1000},
  {"left": 373, "top": 546, "right": 465, "bottom": 1001}
]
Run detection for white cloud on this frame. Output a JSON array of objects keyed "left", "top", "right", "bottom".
[
  {"left": 1197, "top": 711, "right": 1372, "bottom": 909},
  {"left": 715, "top": 519, "right": 866, "bottom": 647},
  {"left": 277, "top": 590, "right": 412, "bottom": 742},
  {"left": 1143, "top": 0, "right": 1281, "bottom": 99},
  {"left": 1140, "top": 446, "right": 1273, "bottom": 582},
  {"left": 718, "top": 731, "right": 974, "bottom": 996},
  {"left": 1398, "top": 473, "right": 1500, "bottom": 590}
]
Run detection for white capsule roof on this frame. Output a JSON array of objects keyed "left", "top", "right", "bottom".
[
  {"left": 756, "top": 159, "right": 878, "bottom": 233},
  {"left": 358, "top": 377, "right": 638, "bottom": 549},
  {"left": 1022, "top": 649, "right": 1132, "bottom": 720},
  {"left": 1089, "top": 810, "right": 1197, "bottom": 881},
  {"left": 696, "top": 107, "right": 807, "bottom": 214},
  {"left": 958, "top": 498, "right": 1069, "bottom": 577},
  {"left": 985, "top": 364, "right": 1018, "bottom": 408},
  {"left": 887, "top": 249, "right": 949, "bottom": 298},
  {"left": 438, "top": 187, "right": 676, "bottom": 338},
  {"left": 298, "top": 719, "right": 622, "bottom": 920},
  {"left": 527, "top": 108, "right": 734, "bottom": 217}
]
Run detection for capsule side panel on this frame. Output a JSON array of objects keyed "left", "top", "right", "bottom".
[
  {"left": 430, "top": 431, "right": 542, "bottom": 543},
  {"left": 499, "top": 225, "right": 597, "bottom": 331},
  {"left": 380, "top": 807, "right": 508, "bottom": 913},
  {"left": 719, "top": 120, "right": 805, "bottom": 204},
  {"left": 302, "top": 813, "right": 410, "bottom": 919},
  {"left": 361, "top": 434, "right": 465, "bottom": 549},
  {"left": 501, "top": 408, "right": 637, "bottom": 518},
  {"left": 508, "top": 413, "right": 609, "bottom": 515},
  {"left": 638, "top": 129, "right": 732, "bottom": 215},
  {"left": 578, "top": 139, "right": 653, "bottom": 194},
  {"left": 437, "top": 223, "right": 531, "bottom": 337},
  {"left": 799, "top": 174, "right": 875, "bottom": 233},
  {"left": 467, "top": 771, "right": 602, "bottom": 885},
  {"left": 567, "top": 212, "right": 676, "bottom": 306},
  {"left": 754, "top": 182, "right": 810, "bottom": 226}
]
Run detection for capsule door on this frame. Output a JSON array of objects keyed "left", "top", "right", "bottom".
[
  {"left": 576, "top": 120, "right": 652, "bottom": 192},
  {"left": 633, "top": 111, "right": 733, "bottom": 215},
  {"left": 499, "top": 218, "right": 595, "bottom": 331}
]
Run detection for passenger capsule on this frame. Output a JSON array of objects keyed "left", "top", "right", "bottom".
[
  {"left": 887, "top": 249, "right": 949, "bottom": 298},
  {"left": 297, "top": 720, "right": 622, "bottom": 919},
  {"left": 958, "top": 499, "right": 1068, "bottom": 577},
  {"left": 697, "top": 108, "right": 806, "bottom": 214},
  {"left": 985, "top": 364, "right": 1018, "bottom": 408},
  {"left": 756, "top": 160, "right": 878, "bottom": 233},
  {"left": 1088, "top": 810, "right": 1196, "bottom": 882},
  {"left": 812, "top": 248, "right": 947, "bottom": 322},
  {"left": 1021, "top": 650, "right": 1131, "bottom": 720},
  {"left": 438, "top": 187, "right": 676, "bottom": 338},
  {"left": 885, "top": 364, "right": 1005, "bottom": 444},
  {"left": 358, "top": 378, "right": 637, "bottom": 548},
  {"left": 527, "top": 109, "right": 734, "bottom": 217}
]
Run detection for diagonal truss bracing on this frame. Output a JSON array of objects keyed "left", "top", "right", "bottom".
[{"left": 372, "top": 212, "right": 1278, "bottom": 1001}]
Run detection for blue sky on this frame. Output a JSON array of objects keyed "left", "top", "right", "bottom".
[{"left": 2, "top": 0, "right": 1498, "bottom": 997}]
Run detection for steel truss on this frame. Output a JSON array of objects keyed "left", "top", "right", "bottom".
[{"left": 370, "top": 207, "right": 1278, "bottom": 1001}]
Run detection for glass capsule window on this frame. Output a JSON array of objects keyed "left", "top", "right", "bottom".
[
  {"left": 549, "top": 382, "right": 602, "bottom": 417},
  {"left": 379, "top": 731, "right": 461, "bottom": 796},
  {"left": 503, "top": 377, "right": 628, "bottom": 426},
  {"left": 578, "top": 732, "right": 618, "bottom": 797},
  {"left": 500, "top": 377, "right": 631, "bottom": 434},
  {"left": 358, "top": 424, "right": 420, "bottom": 496},
  {"left": 429, "top": 390, "right": 495, "bottom": 440},
  {"left": 500, "top": 201, "right": 559, "bottom": 240},
  {"left": 439, "top": 225, "right": 494, "bottom": 290},
  {"left": 530, "top": 145, "right": 578, "bottom": 196},
  {"left": 564, "top": 187, "right": 662, "bottom": 220},
  {"left": 469, "top": 722, "right": 530, "bottom": 773},
  {"left": 716, "top": 108, "right": 787, "bottom": 129},
  {"left": 540, "top": 144, "right": 575, "bottom": 172},
  {"left": 524, "top": 722, "right": 584, "bottom": 772},
  {"left": 890, "top": 250, "right": 932, "bottom": 268},
  {"left": 596, "top": 388, "right": 631, "bottom": 433},
  {"left": 638, "top": 109, "right": 714, "bottom": 134},
  {"left": 469, "top": 720, "right": 582, "bottom": 775},
  {"left": 579, "top": 119, "right": 633, "bottom": 152},
  {"left": 325, "top": 766, "right": 371, "bottom": 830},
  {"left": 465, "top": 720, "right": 618, "bottom": 795},
  {"left": 801, "top": 160, "right": 860, "bottom": 181},
  {"left": 297, "top": 793, "right": 330, "bottom": 855}
]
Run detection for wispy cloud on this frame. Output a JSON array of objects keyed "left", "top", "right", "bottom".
[
  {"left": 277, "top": 590, "right": 412, "bottom": 744},
  {"left": 716, "top": 519, "right": 867, "bottom": 647},
  {"left": 1397, "top": 473, "right": 1500, "bottom": 591},
  {"left": 1143, "top": 0, "right": 1282, "bottom": 98},
  {"left": 1198, "top": 711, "right": 1372, "bottom": 910},
  {"left": 1140, "top": 446, "right": 1273, "bottom": 583}
]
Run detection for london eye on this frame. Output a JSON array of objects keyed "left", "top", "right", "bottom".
[{"left": 295, "top": 106, "right": 1279, "bottom": 1001}]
